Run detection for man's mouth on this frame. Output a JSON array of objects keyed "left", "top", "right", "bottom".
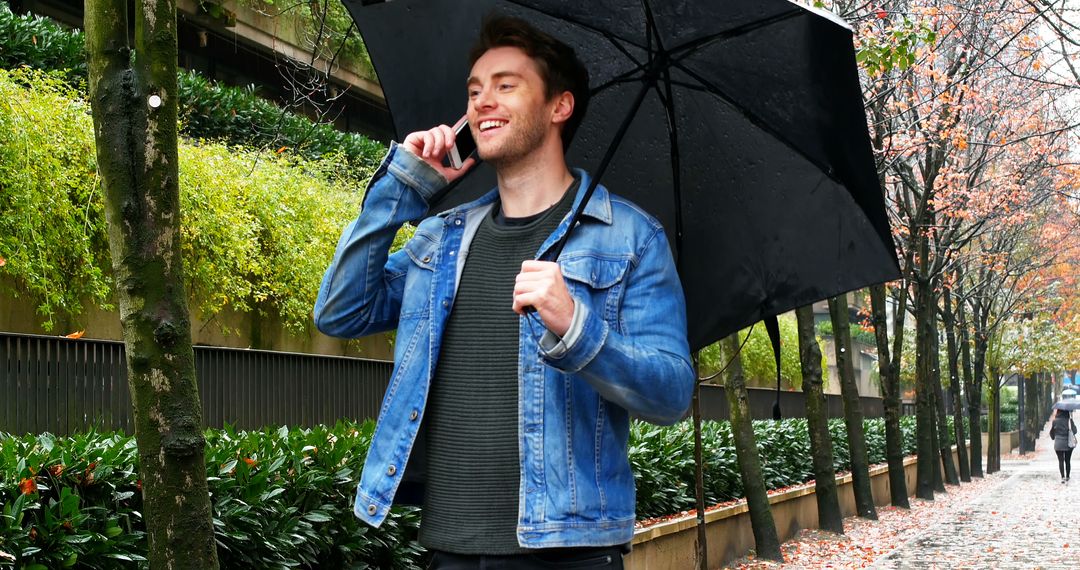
[{"left": 479, "top": 120, "right": 508, "bottom": 132}]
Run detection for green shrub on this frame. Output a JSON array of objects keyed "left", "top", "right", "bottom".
[
  {"left": 0, "top": 3, "right": 386, "bottom": 178},
  {"left": 177, "top": 71, "right": 385, "bottom": 177},
  {"left": 629, "top": 416, "right": 918, "bottom": 519},
  {"left": 816, "top": 319, "right": 878, "bottom": 346},
  {"left": 696, "top": 313, "right": 828, "bottom": 390},
  {"left": 0, "top": 68, "right": 398, "bottom": 334},
  {"left": 0, "top": 5, "right": 85, "bottom": 81},
  {"left": 1, "top": 422, "right": 424, "bottom": 569}
]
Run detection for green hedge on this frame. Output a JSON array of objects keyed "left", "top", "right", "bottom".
[
  {"left": 4, "top": 416, "right": 924, "bottom": 565},
  {"left": 816, "top": 319, "right": 878, "bottom": 346},
  {"left": 696, "top": 313, "right": 828, "bottom": 390},
  {"left": 0, "top": 68, "right": 400, "bottom": 335},
  {"left": 1, "top": 422, "right": 423, "bottom": 569},
  {"left": 0, "top": 3, "right": 385, "bottom": 176}
]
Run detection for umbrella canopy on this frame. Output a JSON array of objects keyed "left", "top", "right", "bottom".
[
  {"left": 342, "top": 0, "right": 900, "bottom": 350},
  {"left": 1062, "top": 388, "right": 1077, "bottom": 398},
  {"left": 1053, "top": 401, "right": 1080, "bottom": 412}
]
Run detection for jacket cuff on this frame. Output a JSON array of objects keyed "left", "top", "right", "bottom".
[
  {"left": 385, "top": 141, "right": 448, "bottom": 202},
  {"left": 538, "top": 299, "right": 584, "bottom": 358},
  {"left": 540, "top": 301, "right": 607, "bottom": 373}
]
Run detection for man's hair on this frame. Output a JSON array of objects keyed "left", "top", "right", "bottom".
[{"left": 469, "top": 15, "right": 590, "bottom": 150}]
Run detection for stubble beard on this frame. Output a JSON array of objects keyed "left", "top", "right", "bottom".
[{"left": 481, "top": 112, "right": 549, "bottom": 171}]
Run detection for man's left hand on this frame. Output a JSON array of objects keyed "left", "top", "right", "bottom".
[{"left": 513, "top": 260, "right": 574, "bottom": 337}]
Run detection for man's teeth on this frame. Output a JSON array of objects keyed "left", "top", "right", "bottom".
[{"left": 480, "top": 120, "right": 507, "bottom": 131}]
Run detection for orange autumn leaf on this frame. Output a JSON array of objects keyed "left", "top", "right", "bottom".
[
  {"left": 64, "top": 330, "right": 85, "bottom": 339},
  {"left": 276, "top": 146, "right": 289, "bottom": 154},
  {"left": 243, "top": 457, "right": 257, "bottom": 467},
  {"left": 0, "top": 256, "right": 6, "bottom": 267},
  {"left": 19, "top": 478, "right": 37, "bottom": 495}
]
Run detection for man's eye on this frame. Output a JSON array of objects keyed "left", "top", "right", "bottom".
[{"left": 499, "top": 83, "right": 515, "bottom": 90}]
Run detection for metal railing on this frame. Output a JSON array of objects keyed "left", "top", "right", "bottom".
[{"left": 0, "top": 332, "right": 393, "bottom": 435}]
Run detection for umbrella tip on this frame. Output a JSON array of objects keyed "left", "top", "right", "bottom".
[{"left": 772, "top": 402, "right": 782, "bottom": 421}]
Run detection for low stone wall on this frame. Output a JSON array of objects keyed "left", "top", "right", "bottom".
[{"left": 626, "top": 439, "right": 1006, "bottom": 570}]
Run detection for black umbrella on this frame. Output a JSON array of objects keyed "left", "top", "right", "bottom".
[{"left": 341, "top": 0, "right": 900, "bottom": 353}]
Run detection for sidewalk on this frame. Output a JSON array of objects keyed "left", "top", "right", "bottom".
[{"left": 873, "top": 422, "right": 1079, "bottom": 569}]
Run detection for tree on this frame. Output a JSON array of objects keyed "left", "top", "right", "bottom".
[
  {"left": 870, "top": 283, "right": 911, "bottom": 507},
  {"left": 722, "top": 333, "right": 783, "bottom": 562},
  {"left": 796, "top": 306, "right": 845, "bottom": 533},
  {"left": 85, "top": 0, "right": 219, "bottom": 567},
  {"left": 828, "top": 295, "right": 877, "bottom": 519}
]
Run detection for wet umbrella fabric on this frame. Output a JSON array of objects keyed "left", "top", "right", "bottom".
[{"left": 341, "top": 0, "right": 900, "bottom": 351}]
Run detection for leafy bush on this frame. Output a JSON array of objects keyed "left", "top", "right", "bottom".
[
  {"left": 629, "top": 416, "right": 919, "bottom": 519},
  {"left": 982, "top": 413, "right": 1018, "bottom": 433},
  {"left": 816, "top": 319, "right": 878, "bottom": 346},
  {"left": 177, "top": 71, "right": 385, "bottom": 177},
  {"left": 697, "top": 313, "right": 828, "bottom": 390},
  {"left": 1, "top": 422, "right": 424, "bottom": 569},
  {"left": 0, "top": 5, "right": 85, "bottom": 81},
  {"left": 0, "top": 68, "right": 396, "bottom": 334},
  {"left": 0, "top": 3, "right": 385, "bottom": 177}
]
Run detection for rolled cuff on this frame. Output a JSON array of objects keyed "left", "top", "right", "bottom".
[
  {"left": 540, "top": 301, "right": 608, "bottom": 373},
  {"left": 385, "top": 141, "right": 448, "bottom": 202}
]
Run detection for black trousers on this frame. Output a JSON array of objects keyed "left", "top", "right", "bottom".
[
  {"left": 427, "top": 546, "right": 625, "bottom": 569},
  {"left": 1057, "top": 448, "right": 1074, "bottom": 478}
]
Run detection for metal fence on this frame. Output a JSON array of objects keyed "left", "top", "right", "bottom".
[
  {"left": 0, "top": 332, "right": 393, "bottom": 436},
  {"left": 697, "top": 384, "right": 885, "bottom": 421}
]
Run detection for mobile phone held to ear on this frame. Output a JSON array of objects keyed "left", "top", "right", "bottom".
[{"left": 448, "top": 115, "right": 477, "bottom": 169}]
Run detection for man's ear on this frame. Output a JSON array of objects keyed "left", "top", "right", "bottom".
[{"left": 551, "top": 91, "right": 575, "bottom": 125}]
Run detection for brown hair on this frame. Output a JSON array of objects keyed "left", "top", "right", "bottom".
[{"left": 469, "top": 15, "right": 590, "bottom": 149}]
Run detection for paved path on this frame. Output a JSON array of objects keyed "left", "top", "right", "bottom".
[{"left": 873, "top": 423, "right": 1080, "bottom": 569}]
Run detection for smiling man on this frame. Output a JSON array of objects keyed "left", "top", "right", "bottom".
[{"left": 314, "top": 15, "right": 694, "bottom": 569}]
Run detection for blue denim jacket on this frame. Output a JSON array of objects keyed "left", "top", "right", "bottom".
[{"left": 313, "top": 143, "right": 695, "bottom": 548}]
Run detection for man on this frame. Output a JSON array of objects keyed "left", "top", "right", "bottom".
[{"left": 314, "top": 15, "right": 694, "bottom": 569}]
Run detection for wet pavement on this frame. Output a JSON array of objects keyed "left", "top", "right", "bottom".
[{"left": 873, "top": 421, "right": 1080, "bottom": 569}]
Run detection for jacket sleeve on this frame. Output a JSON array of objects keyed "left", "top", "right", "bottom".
[
  {"left": 313, "top": 143, "right": 446, "bottom": 338},
  {"left": 540, "top": 225, "right": 695, "bottom": 425}
]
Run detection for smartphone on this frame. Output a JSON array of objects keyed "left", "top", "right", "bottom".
[{"left": 448, "top": 115, "right": 477, "bottom": 169}]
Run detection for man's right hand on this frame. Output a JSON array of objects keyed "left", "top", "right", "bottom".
[{"left": 402, "top": 125, "right": 477, "bottom": 184}]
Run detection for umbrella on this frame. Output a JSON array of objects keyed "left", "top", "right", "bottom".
[
  {"left": 1055, "top": 401, "right": 1080, "bottom": 412},
  {"left": 340, "top": 0, "right": 900, "bottom": 351},
  {"left": 1062, "top": 388, "right": 1077, "bottom": 398}
]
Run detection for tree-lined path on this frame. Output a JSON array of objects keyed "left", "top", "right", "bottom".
[{"left": 874, "top": 421, "right": 1078, "bottom": 569}]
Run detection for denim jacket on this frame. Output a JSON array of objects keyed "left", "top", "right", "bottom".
[{"left": 313, "top": 143, "right": 695, "bottom": 548}]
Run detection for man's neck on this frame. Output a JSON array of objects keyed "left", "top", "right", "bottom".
[{"left": 495, "top": 142, "right": 575, "bottom": 218}]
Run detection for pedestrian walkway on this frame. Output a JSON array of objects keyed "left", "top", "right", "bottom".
[{"left": 874, "top": 422, "right": 1080, "bottom": 569}]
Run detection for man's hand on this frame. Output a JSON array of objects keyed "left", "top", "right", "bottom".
[
  {"left": 402, "top": 125, "right": 477, "bottom": 184},
  {"left": 513, "top": 261, "right": 575, "bottom": 338}
]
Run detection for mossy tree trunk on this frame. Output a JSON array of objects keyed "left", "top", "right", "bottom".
[
  {"left": 987, "top": 370, "right": 1002, "bottom": 474},
  {"left": 913, "top": 274, "right": 937, "bottom": 500},
  {"left": 795, "top": 306, "right": 844, "bottom": 533},
  {"left": 942, "top": 284, "right": 970, "bottom": 481},
  {"left": 827, "top": 295, "right": 877, "bottom": 519},
  {"left": 961, "top": 287, "right": 983, "bottom": 478},
  {"left": 871, "top": 283, "right": 910, "bottom": 508},
  {"left": 931, "top": 323, "right": 958, "bottom": 486},
  {"left": 723, "top": 334, "right": 783, "bottom": 562},
  {"left": 85, "top": 0, "right": 219, "bottom": 568}
]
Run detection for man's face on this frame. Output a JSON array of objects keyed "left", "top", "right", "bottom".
[{"left": 466, "top": 46, "right": 557, "bottom": 166}]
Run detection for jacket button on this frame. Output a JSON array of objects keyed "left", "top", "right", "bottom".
[
  {"left": 387, "top": 465, "right": 397, "bottom": 476},
  {"left": 422, "top": 256, "right": 431, "bottom": 263},
  {"left": 442, "top": 300, "right": 449, "bottom": 308},
  {"left": 410, "top": 410, "right": 419, "bottom": 421},
  {"left": 367, "top": 504, "right": 377, "bottom": 515},
  {"left": 455, "top": 219, "right": 462, "bottom": 226}
]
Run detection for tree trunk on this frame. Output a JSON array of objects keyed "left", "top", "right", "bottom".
[
  {"left": 931, "top": 320, "right": 959, "bottom": 486},
  {"left": 988, "top": 370, "right": 1002, "bottom": 474},
  {"left": 85, "top": 1, "right": 219, "bottom": 568},
  {"left": 870, "top": 283, "right": 909, "bottom": 508},
  {"left": 963, "top": 297, "right": 984, "bottom": 477},
  {"left": 1023, "top": 373, "right": 1039, "bottom": 451},
  {"left": 942, "top": 286, "right": 970, "bottom": 481},
  {"left": 723, "top": 334, "right": 783, "bottom": 561},
  {"left": 795, "top": 306, "right": 844, "bottom": 533},
  {"left": 929, "top": 394, "right": 945, "bottom": 492},
  {"left": 914, "top": 278, "right": 936, "bottom": 499},
  {"left": 827, "top": 296, "right": 877, "bottom": 519}
]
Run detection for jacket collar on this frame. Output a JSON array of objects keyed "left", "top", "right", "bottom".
[{"left": 448, "top": 168, "right": 613, "bottom": 226}]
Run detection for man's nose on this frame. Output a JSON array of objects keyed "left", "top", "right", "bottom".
[{"left": 473, "top": 86, "right": 496, "bottom": 111}]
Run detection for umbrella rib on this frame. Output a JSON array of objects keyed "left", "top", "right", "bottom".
[
  {"left": 659, "top": 66, "right": 684, "bottom": 265},
  {"left": 499, "top": 0, "right": 649, "bottom": 51},
  {"left": 667, "top": 8, "right": 805, "bottom": 64},
  {"left": 672, "top": 61, "right": 846, "bottom": 187}
]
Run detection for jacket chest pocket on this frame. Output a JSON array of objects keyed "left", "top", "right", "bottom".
[
  {"left": 400, "top": 232, "right": 438, "bottom": 318},
  {"left": 559, "top": 255, "right": 631, "bottom": 327}
]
